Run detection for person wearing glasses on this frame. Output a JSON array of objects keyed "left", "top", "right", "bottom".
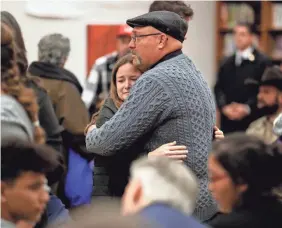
[
  {"left": 207, "top": 133, "right": 282, "bottom": 228},
  {"left": 86, "top": 11, "right": 217, "bottom": 222}
]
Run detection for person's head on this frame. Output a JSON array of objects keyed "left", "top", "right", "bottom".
[
  {"left": 234, "top": 22, "right": 255, "bottom": 51},
  {"left": 110, "top": 54, "right": 142, "bottom": 107},
  {"left": 64, "top": 200, "right": 155, "bottom": 228},
  {"left": 208, "top": 133, "right": 282, "bottom": 213},
  {"left": 127, "top": 11, "right": 187, "bottom": 72},
  {"left": 116, "top": 25, "right": 132, "bottom": 58},
  {"left": 38, "top": 33, "right": 70, "bottom": 67},
  {"left": 149, "top": 1, "right": 194, "bottom": 22},
  {"left": 257, "top": 66, "right": 282, "bottom": 116},
  {"left": 1, "top": 23, "right": 45, "bottom": 144},
  {"left": 1, "top": 140, "right": 59, "bottom": 225},
  {"left": 121, "top": 156, "right": 198, "bottom": 216},
  {"left": 1, "top": 11, "right": 28, "bottom": 75}
]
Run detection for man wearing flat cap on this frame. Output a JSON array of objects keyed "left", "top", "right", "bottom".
[
  {"left": 247, "top": 66, "right": 282, "bottom": 144},
  {"left": 86, "top": 11, "right": 217, "bottom": 222}
]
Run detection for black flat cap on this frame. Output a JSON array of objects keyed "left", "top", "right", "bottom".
[{"left": 126, "top": 11, "right": 188, "bottom": 43}]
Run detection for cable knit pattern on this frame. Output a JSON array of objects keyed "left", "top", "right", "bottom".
[{"left": 86, "top": 54, "right": 217, "bottom": 221}]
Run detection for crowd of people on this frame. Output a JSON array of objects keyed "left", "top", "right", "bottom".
[{"left": 1, "top": 1, "right": 282, "bottom": 228}]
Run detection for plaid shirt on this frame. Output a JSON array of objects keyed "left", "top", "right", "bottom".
[{"left": 82, "top": 51, "right": 118, "bottom": 113}]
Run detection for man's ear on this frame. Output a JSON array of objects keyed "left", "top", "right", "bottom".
[
  {"left": 158, "top": 34, "right": 168, "bottom": 49},
  {"left": 1, "top": 181, "right": 8, "bottom": 203}
]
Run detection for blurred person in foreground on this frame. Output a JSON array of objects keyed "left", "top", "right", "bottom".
[
  {"left": 214, "top": 22, "right": 272, "bottom": 134},
  {"left": 1, "top": 11, "right": 64, "bottom": 154},
  {"left": 121, "top": 156, "right": 207, "bottom": 228},
  {"left": 59, "top": 199, "right": 156, "bottom": 228},
  {"left": 1, "top": 22, "right": 45, "bottom": 144},
  {"left": 207, "top": 133, "right": 282, "bottom": 228},
  {"left": 1, "top": 140, "right": 58, "bottom": 228},
  {"left": 1, "top": 23, "right": 69, "bottom": 227},
  {"left": 86, "top": 11, "right": 217, "bottom": 221},
  {"left": 246, "top": 66, "right": 282, "bottom": 144}
]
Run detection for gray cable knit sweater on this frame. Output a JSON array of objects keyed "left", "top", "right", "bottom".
[{"left": 86, "top": 54, "right": 217, "bottom": 221}]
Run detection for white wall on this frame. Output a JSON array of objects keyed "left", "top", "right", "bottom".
[{"left": 1, "top": 0, "right": 216, "bottom": 87}]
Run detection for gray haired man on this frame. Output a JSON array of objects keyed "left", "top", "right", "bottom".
[
  {"left": 121, "top": 156, "right": 207, "bottom": 228},
  {"left": 28, "top": 33, "right": 90, "bottom": 161}
]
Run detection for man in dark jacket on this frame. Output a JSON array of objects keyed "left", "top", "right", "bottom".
[{"left": 214, "top": 22, "right": 272, "bottom": 133}]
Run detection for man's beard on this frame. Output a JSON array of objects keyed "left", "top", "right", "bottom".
[
  {"left": 131, "top": 52, "right": 147, "bottom": 73},
  {"left": 257, "top": 98, "right": 280, "bottom": 116}
]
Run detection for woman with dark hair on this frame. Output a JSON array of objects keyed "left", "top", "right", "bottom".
[
  {"left": 207, "top": 133, "right": 282, "bottom": 228},
  {"left": 85, "top": 54, "right": 224, "bottom": 197},
  {"left": 1, "top": 11, "right": 64, "bottom": 154}
]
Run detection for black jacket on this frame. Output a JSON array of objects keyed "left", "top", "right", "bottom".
[
  {"left": 94, "top": 98, "right": 147, "bottom": 197},
  {"left": 207, "top": 198, "right": 282, "bottom": 228},
  {"left": 214, "top": 48, "right": 272, "bottom": 133}
]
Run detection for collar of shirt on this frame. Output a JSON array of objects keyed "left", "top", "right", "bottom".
[
  {"left": 235, "top": 46, "right": 254, "bottom": 66},
  {"left": 149, "top": 49, "right": 183, "bottom": 70}
]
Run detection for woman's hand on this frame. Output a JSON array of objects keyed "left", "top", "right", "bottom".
[
  {"left": 148, "top": 141, "right": 188, "bottom": 162},
  {"left": 87, "top": 124, "right": 96, "bottom": 134},
  {"left": 214, "top": 126, "right": 224, "bottom": 140}
]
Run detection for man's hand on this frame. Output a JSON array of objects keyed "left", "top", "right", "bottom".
[
  {"left": 222, "top": 104, "right": 237, "bottom": 120},
  {"left": 148, "top": 141, "right": 188, "bottom": 162},
  {"left": 222, "top": 103, "right": 250, "bottom": 120},
  {"left": 231, "top": 103, "right": 250, "bottom": 120}
]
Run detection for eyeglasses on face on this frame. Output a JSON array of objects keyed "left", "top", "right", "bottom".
[{"left": 130, "top": 32, "right": 162, "bottom": 43}]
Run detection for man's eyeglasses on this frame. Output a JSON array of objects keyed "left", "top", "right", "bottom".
[{"left": 130, "top": 33, "right": 162, "bottom": 43}]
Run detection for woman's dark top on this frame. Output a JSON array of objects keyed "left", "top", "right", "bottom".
[
  {"left": 207, "top": 197, "right": 282, "bottom": 228},
  {"left": 93, "top": 98, "right": 147, "bottom": 196}
]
